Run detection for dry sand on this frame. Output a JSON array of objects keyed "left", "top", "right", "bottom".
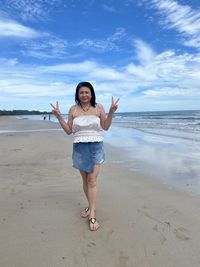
[{"left": 0, "top": 116, "right": 200, "bottom": 267}]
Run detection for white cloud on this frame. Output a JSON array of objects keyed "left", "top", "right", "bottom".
[
  {"left": 0, "top": 76, "right": 73, "bottom": 97},
  {"left": 149, "top": 0, "right": 200, "bottom": 49},
  {"left": 133, "top": 39, "right": 156, "bottom": 64},
  {"left": 0, "top": 39, "right": 200, "bottom": 111},
  {"left": 76, "top": 38, "right": 118, "bottom": 52},
  {"left": 143, "top": 87, "right": 200, "bottom": 97},
  {"left": 0, "top": 0, "right": 65, "bottom": 22},
  {"left": 38, "top": 60, "right": 126, "bottom": 82},
  {"left": 21, "top": 36, "right": 69, "bottom": 59},
  {"left": 89, "top": 67, "right": 125, "bottom": 80},
  {"left": 76, "top": 28, "right": 126, "bottom": 52},
  {"left": 39, "top": 61, "right": 97, "bottom": 73},
  {"left": 0, "top": 57, "right": 18, "bottom": 66},
  {"left": 19, "top": 28, "right": 127, "bottom": 59},
  {"left": 184, "top": 37, "right": 200, "bottom": 50},
  {"left": 101, "top": 4, "right": 116, "bottom": 13},
  {"left": 151, "top": 0, "right": 200, "bottom": 34},
  {"left": 0, "top": 18, "right": 41, "bottom": 38}
]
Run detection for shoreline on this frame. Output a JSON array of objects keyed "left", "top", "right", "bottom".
[{"left": 1, "top": 116, "right": 200, "bottom": 196}]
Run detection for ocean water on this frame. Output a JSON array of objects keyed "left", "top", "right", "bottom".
[
  {"left": 106, "top": 110, "right": 200, "bottom": 195},
  {"left": 16, "top": 110, "right": 200, "bottom": 195},
  {"left": 112, "top": 110, "right": 200, "bottom": 141}
]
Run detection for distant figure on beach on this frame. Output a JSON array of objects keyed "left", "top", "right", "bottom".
[
  {"left": 51, "top": 81, "right": 119, "bottom": 231},
  {"left": 43, "top": 116, "right": 46, "bottom": 120}
]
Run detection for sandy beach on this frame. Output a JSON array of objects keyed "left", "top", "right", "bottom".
[{"left": 1, "top": 116, "right": 200, "bottom": 267}]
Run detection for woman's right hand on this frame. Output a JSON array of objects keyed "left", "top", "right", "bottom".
[{"left": 50, "top": 101, "right": 61, "bottom": 119}]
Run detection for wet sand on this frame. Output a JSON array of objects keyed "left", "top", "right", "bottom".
[{"left": 0, "top": 116, "right": 200, "bottom": 267}]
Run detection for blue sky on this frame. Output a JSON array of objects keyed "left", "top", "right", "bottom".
[{"left": 0, "top": 0, "right": 200, "bottom": 112}]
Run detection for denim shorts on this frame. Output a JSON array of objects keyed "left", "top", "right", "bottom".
[{"left": 72, "top": 142, "right": 105, "bottom": 173}]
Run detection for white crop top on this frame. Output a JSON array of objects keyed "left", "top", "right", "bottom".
[{"left": 72, "top": 115, "right": 103, "bottom": 143}]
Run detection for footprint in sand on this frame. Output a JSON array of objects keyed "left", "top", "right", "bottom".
[
  {"left": 174, "top": 227, "right": 190, "bottom": 241},
  {"left": 118, "top": 251, "right": 129, "bottom": 267},
  {"left": 159, "top": 234, "right": 167, "bottom": 245},
  {"left": 152, "top": 224, "right": 158, "bottom": 232},
  {"left": 87, "top": 242, "right": 96, "bottom": 248},
  {"left": 152, "top": 250, "right": 158, "bottom": 256},
  {"left": 152, "top": 224, "right": 167, "bottom": 245}
]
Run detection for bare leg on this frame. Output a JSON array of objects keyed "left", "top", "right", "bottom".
[
  {"left": 87, "top": 165, "right": 101, "bottom": 230},
  {"left": 80, "top": 171, "right": 90, "bottom": 218},
  {"left": 80, "top": 171, "right": 89, "bottom": 201}
]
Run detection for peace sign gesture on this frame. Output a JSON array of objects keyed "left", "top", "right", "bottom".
[
  {"left": 50, "top": 101, "right": 61, "bottom": 119},
  {"left": 109, "top": 96, "right": 119, "bottom": 114}
]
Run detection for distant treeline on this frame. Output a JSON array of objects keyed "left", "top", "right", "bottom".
[{"left": 0, "top": 110, "right": 52, "bottom": 115}]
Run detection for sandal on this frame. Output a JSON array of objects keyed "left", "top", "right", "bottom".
[
  {"left": 80, "top": 207, "right": 90, "bottom": 218},
  {"left": 89, "top": 217, "right": 100, "bottom": 231}
]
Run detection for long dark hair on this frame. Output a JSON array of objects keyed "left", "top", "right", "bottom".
[{"left": 75, "top": 81, "right": 96, "bottom": 107}]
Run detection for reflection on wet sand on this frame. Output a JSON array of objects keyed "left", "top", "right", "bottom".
[{"left": 105, "top": 126, "right": 200, "bottom": 195}]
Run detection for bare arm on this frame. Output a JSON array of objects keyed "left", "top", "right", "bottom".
[
  {"left": 99, "top": 97, "right": 119, "bottom": 131},
  {"left": 50, "top": 101, "right": 73, "bottom": 135}
]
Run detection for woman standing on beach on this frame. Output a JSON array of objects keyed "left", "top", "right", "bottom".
[{"left": 51, "top": 82, "right": 119, "bottom": 231}]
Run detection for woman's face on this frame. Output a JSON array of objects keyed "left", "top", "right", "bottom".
[{"left": 78, "top": 86, "right": 92, "bottom": 104}]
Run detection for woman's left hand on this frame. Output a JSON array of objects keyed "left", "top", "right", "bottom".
[{"left": 109, "top": 96, "right": 119, "bottom": 114}]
